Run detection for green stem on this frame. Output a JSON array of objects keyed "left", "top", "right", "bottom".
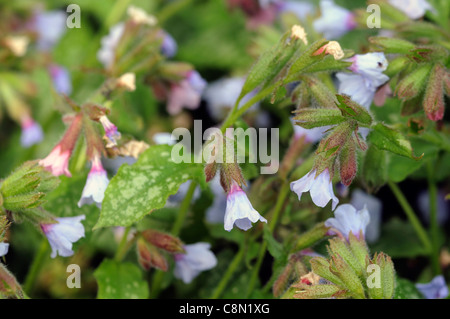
[
  {"left": 150, "top": 181, "right": 197, "bottom": 298},
  {"left": 104, "top": 0, "right": 132, "bottom": 30},
  {"left": 245, "top": 181, "right": 290, "bottom": 298},
  {"left": 23, "top": 240, "right": 49, "bottom": 295},
  {"left": 220, "top": 83, "right": 278, "bottom": 133},
  {"left": 157, "top": 0, "right": 195, "bottom": 24},
  {"left": 210, "top": 239, "right": 247, "bottom": 299},
  {"left": 426, "top": 162, "right": 441, "bottom": 275},
  {"left": 388, "top": 181, "right": 432, "bottom": 253},
  {"left": 114, "top": 226, "right": 131, "bottom": 262}
]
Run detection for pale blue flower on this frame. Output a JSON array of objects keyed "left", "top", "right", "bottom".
[
  {"left": 0, "top": 242, "right": 9, "bottom": 257},
  {"left": 325, "top": 204, "right": 370, "bottom": 240},
  {"left": 350, "top": 189, "right": 382, "bottom": 243},
  {"left": 313, "top": 0, "right": 356, "bottom": 39},
  {"left": 174, "top": 242, "right": 217, "bottom": 284},
  {"left": 416, "top": 275, "right": 449, "bottom": 299}
]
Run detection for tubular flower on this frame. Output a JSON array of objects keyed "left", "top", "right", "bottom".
[
  {"left": 99, "top": 115, "right": 121, "bottom": 147},
  {"left": 0, "top": 243, "right": 9, "bottom": 257},
  {"left": 290, "top": 169, "right": 339, "bottom": 210},
  {"left": 41, "top": 215, "right": 86, "bottom": 258},
  {"left": 39, "top": 144, "right": 72, "bottom": 177},
  {"left": 49, "top": 64, "right": 72, "bottom": 95},
  {"left": 167, "top": 70, "right": 207, "bottom": 115},
  {"left": 174, "top": 242, "right": 217, "bottom": 284},
  {"left": 388, "top": 0, "right": 433, "bottom": 20},
  {"left": 313, "top": 0, "right": 356, "bottom": 39},
  {"left": 324, "top": 204, "right": 370, "bottom": 240},
  {"left": 20, "top": 116, "right": 43, "bottom": 148},
  {"left": 224, "top": 180, "right": 267, "bottom": 232},
  {"left": 78, "top": 156, "right": 110, "bottom": 208},
  {"left": 415, "top": 275, "right": 449, "bottom": 299}
]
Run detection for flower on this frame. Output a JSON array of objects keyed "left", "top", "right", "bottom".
[
  {"left": 49, "top": 64, "right": 72, "bottom": 95},
  {"left": 224, "top": 180, "right": 267, "bottom": 231},
  {"left": 278, "top": 1, "right": 315, "bottom": 21},
  {"left": 336, "top": 52, "right": 389, "bottom": 109},
  {"left": 20, "top": 116, "right": 43, "bottom": 148},
  {"left": 324, "top": 204, "right": 370, "bottom": 240},
  {"left": 99, "top": 115, "right": 121, "bottom": 147},
  {"left": 167, "top": 70, "right": 207, "bottom": 115},
  {"left": 41, "top": 215, "right": 86, "bottom": 258},
  {"left": 290, "top": 169, "right": 339, "bottom": 210},
  {"left": 0, "top": 242, "right": 9, "bottom": 257},
  {"left": 127, "top": 5, "right": 157, "bottom": 25},
  {"left": 415, "top": 275, "right": 449, "bottom": 299},
  {"left": 350, "top": 189, "right": 382, "bottom": 243},
  {"left": 174, "top": 242, "right": 217, "bottom": 284},
  {"left": 152, "top": 132, "right": 176, "bottom": 145},
  {"left": 206, "top": 176, "right": 228, "bottom": 224},
  {"left": 313, "top": 0, "right": 356, "bottom": 39},
  {"left": 417, "top": 190, "right": 449, "bottom": 225},
  {"left": 388, "top": 0, "right": 433, "bottom": 20},
  {"left": 97, "top": 23, "right": 125, "bottom": 68},
  {"left": 203, "top": 77, "right": 259, "bottom": 122},
  {"left": 39, "top": 144, "right": 72, "bottom": 177},
  {"left": 78, "top": 156, "right": 110, "bottom": 208},
  {"left": 159, "top": 30, "right": 177, "bottom": 58},
  {"left": 117, "top": 73, "right": 136, "bottom": 91},
  {"left": 290, "top": 25, "right": 308, "bottom": 44},
  {"left": 33, "top": 10, "right": 67, "bottom": 51}
]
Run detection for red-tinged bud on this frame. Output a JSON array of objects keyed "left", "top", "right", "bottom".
[
  {"left": 137, "top": 237, "right": 168, "bottom": 271},
  {"left": 0, "top": 264, "right": 24, "bottom": 298},
  {"left": 273, "top": 262, "right": 294, "bottom": 298},
  {"left": 300, "top": 272, "right": 321, "bottom": 286},
  {"left": 141, "top": 229, "right": 185, "bottom": 254},
  {"left": 316, "top": 121, "right": 355, "bottom": 160},
  {"left": 423, "top": 63, "right": 445, "bottom": 121},
  {"left": 204, "top": 162, "right": 218, "bottom": 183},
  {"left": 338, "top": 139, "right": 357, "bottom": 187}
]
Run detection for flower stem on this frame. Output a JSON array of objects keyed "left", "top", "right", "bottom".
[
  {"left": 23, "top": 239, "right": 49, "bottom": 295},
  {"left": 150, "top": 181, "right": 197, "bottom": 298},
  {"left": 114, "top": 226, "right": 131, "bottom": 262},
  {"left": 210, "top": 237, "right": 247, "bottom": 299},
  {"left": 388, "top": 181, "right": 432, "bottom": 253},
  {"left": 245, "top": 181, "right": 290, "bottom": 298},
  {"left": 426, "top": 161, "right": 441, "bottom": 275}
]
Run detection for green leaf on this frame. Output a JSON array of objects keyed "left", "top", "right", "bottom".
[
  {"left": 394, "top": 277, "right": 424, "bottom": 299},
  {"left": 95, "top": 145, "right": 205, "bottom": 229},
  {"left": 94, "top": 259, "right": 149, "bottom": 299},
  {"left": 263, "top": 225, "right": 284, "bottom": 260},
  {"left": 368, "top": 123, "right": 423, "bottom": 160},
  {"left": 370, "top": 218, "right": 429, "bottom": 258}
]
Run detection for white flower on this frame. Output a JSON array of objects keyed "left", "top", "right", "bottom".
[
  {"left": 388, "top": 0, "right": 433, "bottom": 19},
  {"left": 290, "top": 169, "right": 339, "bottom": 210},
  {"left": 127, "top": 5, "right": 157, "bottom": 25},
  {"left": 203, "top": 77, "right": 259, "bottom": 122},
  {"left": 97, "top": 23, "right": 125, "bottom": 68},
  {"left": 0, "top": 242, "right": 9, "bottom": 257},
  {"left": 224, "top": 181, "right": 267, "bottom": 231},
  {"left": 416, "top": 275, "right": 449, "bottom": 299},
  {"left": 350, "top": 189, "right": 382, "bottom": 243},
  {"left": 34, "top": 10, "right": 67, "bottom": 51},
  {"left": 336, "top": 52, "right": 389, "bottom": 109},
  {"left": 324, "top": 204, "right": 370, "bottom": 240},
  {"left": 41, "top": 215, "right": 86, "bottom": 258},
  {"left": 4, "top": 36, "right": 29, "bottom": 56},
  {"left": 152, "top": 132, "right": 176, "bottom": 145},
  {"left": 174, "top": 242, "right": 217, "bottom": 284},
  {"left": 78, "top": 156, "right": 109, "bottom": 208},
  {"left": 313, "top": 0, "right": 356, "bottom": 39}
]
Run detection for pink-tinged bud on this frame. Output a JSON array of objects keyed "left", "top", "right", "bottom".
[
  {"left": 338, "top": 139, "right": 357, "bottom": 187},
  {"left": 141, "top": 229, "right": 185, "bottom": 254},
  {"left": 20, "top": 116, "right": 43, "bottom": 148},
  {"left": 312, "top": 41, "right": 344, "bottom": 60},
  {"left": 0, "top": 264, "right": 23, "bottom": 298},
  {"left": 78, "top": 155, "right": 109, "bottom": 208},
  {"left": 423, "top": 63, "right": 445, "bottom": 121},
  {"left": 39, "top": 113, "right": 83, "bottom": 177},
  {"left": 39, "top": 145, "right": 72, "bottom": 177},
  {"left": 99, "top": 115, "right": 121, "bottom": 147},
  {"left": 137, "top": 238, "right": 168, "bottom": 271}
]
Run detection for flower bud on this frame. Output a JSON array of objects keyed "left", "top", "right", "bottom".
[
  {"left": 0, "top": 264, "right": 24, "bottom": 298},
  {"left": 141, "top": 229, "right": 185, "bottom": 254},
  {"left": 395, "top": 63, "right": 433, "bottom": 100},
  {"left": 423, "top": 63, "right": 445, "bottom": 121},
  {"left": 338, "top": 138, "right": 357, "bottom": 186},
  {"left": 137, "top": 237, "right": 168, "bottom": 271}
]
